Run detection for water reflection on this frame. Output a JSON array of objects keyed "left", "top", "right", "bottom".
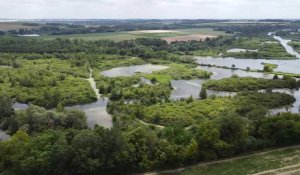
[
  {"left": 66, "top": 98, "right": 111, "bottom": 129},
  {"left": 171, "top": 65, "right": 273, "bottom": 100},
  {"left": 67, "top": 69, "right": 112, "bottom": 129},
  {"left": 0, "top": 130, "right": 10, "bottom": 141},
  {"left": 13, "top": 102, "right": 29, "bottom": 110},
  {"left": 227, "top": 48, "right": 258, "bottom": 53},
  {"left": 12, "top": 69, "right": 112, "bottom": 129},
  {"left": 269, "top": 89, "right": 300, "bottom": 114},
  {"left": 101, "top": 64, "right": 169, "bottom": 77},
  {"left": 195, "top": 36, "right": 300, "bottom": 74}
]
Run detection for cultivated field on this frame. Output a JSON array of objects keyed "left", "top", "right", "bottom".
[
  {"left": 0, "top": 22, "right": 40, "bottom": 31},
  {"left": 162, "top": 34, "right": 217, "bottom": 43},
  {"left": 39, "top": 32, "right": 144, "bottom": 41},
  {"left": 133, "top": 30, "right": 179, "bottom": 33},
  {"left": 39, "top": 28, "right": 227, "bottom": 41}
]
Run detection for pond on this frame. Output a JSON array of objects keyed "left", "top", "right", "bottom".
[
  {"left": 66, "top": 98, "right": 111, "bottom": 129},
  {"left": 0, "top": 130, "right": 10, "bottom": 141},
  {"left": 170, "top": 65, "right": 273, "bottom": 100},
  {"left": 270, "top": 89, "right": 300, "bottom": 114},
  {"left": 170, "top": 79, "right": 237, "bottom": 100},
  {"left": 13, "top": 102, "right": 29, "bottom": 110},
  {"left": 13, "top": 69, "right": 112, "bottom": 129},
  {"left": 227, "top": 48, "right": 258, "bottom": 53},
  {"left": 101, "top": 64, "right": 169, "bottom": 77},
  {"left": 18, "top": 34, "right": 40, "bottom": 37},
  {"left": 66, "top": 69, "right": 112, "bottom": 129},
  {"left": 171, "top": 67, "right": 300, "bottom": 115}
]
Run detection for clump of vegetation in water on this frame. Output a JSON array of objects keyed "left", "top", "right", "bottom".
[
  {"left": 262, "top": 63, "right": 278, "bottom": 72},
  {"left": 143, "top": 63, "right": 211, "bottom": 84},
  {"left": 203, "top": 77, "right": 299, "bottom": 92}
]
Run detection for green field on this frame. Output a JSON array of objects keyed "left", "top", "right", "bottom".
[
  {"left": 38, "top": 28, "right": 227, "bottom": 41},
  {"left": 0, "top": 22, "right": 40, "bottom": 31},
  {"left": 39, "top": 32, "right": 144, "bottom": 41},
  {"left": 158, "top": 146, "right": 300, "bottom": 175},
  {"left": 175, "top": 28, "right": 229, "bottom": 36}
]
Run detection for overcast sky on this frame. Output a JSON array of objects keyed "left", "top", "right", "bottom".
[{"left": 1, "top": 0, "right": 300, "bottom": 19}]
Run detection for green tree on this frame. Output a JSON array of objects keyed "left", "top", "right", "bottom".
[
  {"left": 0, "top": 95, "right": 14, "bottom": 120},
  {"left": 63, "top": 109, "right": 87, "bottom": 129},
  {"left": 199, "top": 87, "right": 208, "bottom": 99},
  {"left": 0, "top": 131, "right": 29, "bottom": 173},
  {"left": 193, "top": 120, "right": 220, "bottom": 160},
  {"left": 214, "top": 113, "right": 248, "bottom": 149}
]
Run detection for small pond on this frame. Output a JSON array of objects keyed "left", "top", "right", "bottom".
[
  {"left": 0, "top": 130, "right": 10, "bottom": 141},
  {"left": 227, "top": 48, "right": 258, "bottom": 53},
  {"left": 65, "top": 98, "right": 111, "bottom": 129},
  {"left": 67, "top": 69, "right": 112, "bottom": 129},
  {"left": 101, "top": 64, "right": 169, "bottom": 77}
]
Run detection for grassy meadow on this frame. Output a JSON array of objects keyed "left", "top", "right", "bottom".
[{"left": 158, "top": 146, "right": 300, "bottom": 175}]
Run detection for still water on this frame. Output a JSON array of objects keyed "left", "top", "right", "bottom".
[
  {"left": 66, "top": 69, "right": 112, "bottom": 129},
  {"left": 101, "top": 64, "right": 169, "bottom": 77},
  {"left": 196, "top": 36, "right": 300, "bottom": 74}
]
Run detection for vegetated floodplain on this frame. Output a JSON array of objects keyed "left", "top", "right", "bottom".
[
  {"left": 140, "top": 92, "right": 295, "bottom": 127},
  {"left": 222, "top": 37, "right": 296, "bottom": 59},
  {"left": 0, "top": 56, "right": 95, "bottom": 108},
  {"left": 95, "top": 62, "right": 211, "bottom": 104},
  {"left": 2, "top": 20, "right": 300, "bottom": 175},
  {"left": 203, "top": 77, "right": 300, "bottom": 92}
]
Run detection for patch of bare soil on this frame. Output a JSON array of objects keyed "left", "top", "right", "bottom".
[{"left": 162, "top": 34, "right": 217, "bottom": 43}]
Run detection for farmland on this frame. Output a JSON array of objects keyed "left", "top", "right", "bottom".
[
  {"left": 38, "top": 28, "right": 227, "bottom": 41},
  {"left": 0, "top": 22, "right": 40, "bottom": 31}
]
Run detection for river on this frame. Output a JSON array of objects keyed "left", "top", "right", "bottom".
[
  {"left": 195, "top": 36, "right": 300, "bottom": 74},
  {"left": 191, "top": 35, "right": 300, "bottom": 114}
]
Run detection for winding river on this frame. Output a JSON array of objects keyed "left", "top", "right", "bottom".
[{"left": 195, "top": 36, "right": 300, "bottom": 74}]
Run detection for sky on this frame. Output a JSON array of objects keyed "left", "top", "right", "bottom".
[{"left": 1, "top": 0, "right": 300, "bottom": 19}]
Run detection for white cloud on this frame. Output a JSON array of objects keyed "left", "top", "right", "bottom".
[{"left": 0, "top": 0, "right": 300, "bottom": 19}]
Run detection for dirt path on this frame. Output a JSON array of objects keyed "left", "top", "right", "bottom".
[
  {"left": 143, "top": 145, "right": 300, "bottom": 175},
  {"left": 137, "top": 119, "right": 165, "bottom": 129}
]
